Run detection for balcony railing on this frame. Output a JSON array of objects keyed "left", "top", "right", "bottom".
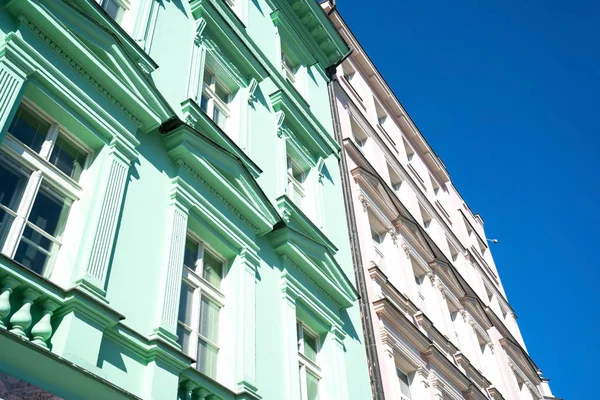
[{"left": 0, "top": 254, "right": 63, "bottom": 350}]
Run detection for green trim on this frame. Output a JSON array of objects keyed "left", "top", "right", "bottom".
[{"left": 163, "top": 124, "right": 281, "bottom": 235}]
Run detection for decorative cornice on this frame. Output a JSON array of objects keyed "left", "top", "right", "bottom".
[
  {"left": 18, "top": 18, "right": 142, "bottom": 127},
  {"left": 177, "top": 160, "right": 260, "bottom": 233}
]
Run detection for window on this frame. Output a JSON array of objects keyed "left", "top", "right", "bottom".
[
  {"left": 350, "top": 119, "right": 367, "bottom": 148},
  {"left": 396, "top": 368, "right": 412, "bottom": 400},
  {"left": 297, "top": 321, "right": 320, "bottom": 400},
  {"left": 411, "top": 258, "right": 427, "bottom": 312},
  {"left": 100, "top": 0, "right": 125, "bottom": 23},
  {"left": 177, "top": 234, "right": 226, "bottom": 379},
  {"left": 388, "top": 163, "right": 403, "bottom": 191},
  {"left": 282, "top": 51, "right": 298, "bottom": 83},
  {"left": 447, "top": 301, "right": 461, "bottom": 346},
  {"left": 374, "top": 99, "right": 387, "bottom": 127},
  {"left": 287, "top": 156, "right": 307, "bottom": 208},
  {"left": 403, "top": 138, "right": 415, "bottom": 162},
  {"left": 0, "top": 104, "right": 88, "bottom": 275},
  {"left": 446, "top": 238, "right": 459, "bottom": 262},
  {"left": 419, "top": 204, "right": 432, "bottom": 229},
  {"left": 430, "top": 174, "right": 440, "bottom": 195},
  {"left": 200, "top": 68, "right": 231, "bottom": 131},
  {"left": 369, "top": 214, "right": 385, "bottom": 271}
]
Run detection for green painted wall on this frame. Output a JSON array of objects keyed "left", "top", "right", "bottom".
[{"left": 0, "top": 0, "right": 372, "bottom": 399}]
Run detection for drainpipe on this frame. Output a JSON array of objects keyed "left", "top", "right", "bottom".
[{"left": 327, "top": 59, "right": 386, "bottom": 400}]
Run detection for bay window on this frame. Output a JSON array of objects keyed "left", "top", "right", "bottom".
[
  {"left": 297, "top": 321, "right": 321, "bottom": 400},
  {"left": 200, "top": 69, "right": 232, "bottom": 131},
  {"left": 0, "top": 104, "right": 88, "bottom": 276},
  {"left": 177, "top": 233, "right": 226, "bottom": 379}
]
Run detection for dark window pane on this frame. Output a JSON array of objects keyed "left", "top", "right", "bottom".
[
  {"left": 14, "top": 226, "right": 56, "bottom": 274},
  {"left": 178, "top": 283, "right": 193, "bottom": 325},
  {"left": 0, "top": 158, "right": 27, "bottom": 211},
  {"left": 49, "top": 135, "right": 86, "bottom": 180},
  {"left": 28, "top": 188, "right": 69, "bottom": 237},
  {"left": 203, "top": 251, "right": 223, "bottom": 289},
  {"left": 0, "top": 209, "right": 15, "bottom": 251},
  {"left": 8, "top": 108, "right": 49, "bottom": 153},
  {"left": 183, "top": 238, "right": 197, "bottom": 270}
]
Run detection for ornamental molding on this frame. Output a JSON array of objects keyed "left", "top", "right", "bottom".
[
  {"left": 18, "top": 17, "right": 142, "bottom": 127},
  {"left": 194, "top": 17, "right": 207, "bottom": 46},
  {"left": 177, "top": 160, "right": 259, "bottom": 233}
]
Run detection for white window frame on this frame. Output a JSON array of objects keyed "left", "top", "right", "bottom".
[
  {"left": 287, "top": 156, "right": 307, "bottom": 207},
  {"left": 0, "top": 100, "right": 89, "bottom": 276},
  {"left": 395, "top": 367, "right": 412, "bottom": 400},
  {"left": 177, "top": 233, "right": 227, "bottom": 379},
  {"left": 297, "top": 321, "right": 321, "bottom": 400},
  {"left": 282, "top": 51, "right": 298, "bottom": 84},
  {"left": 100, "top": 0, "right": 126, "bottom": 23},
  {"left": 201, "top": 69, "right": 232, "bottom": 131}
]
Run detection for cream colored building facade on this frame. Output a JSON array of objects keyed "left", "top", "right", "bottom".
[{"left": 323, "top": 2, "right": 559, "bottom": 400}]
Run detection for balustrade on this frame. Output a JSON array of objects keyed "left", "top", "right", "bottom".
[{"left": 0, "top": 256, "right": 63, "bottom": 350}]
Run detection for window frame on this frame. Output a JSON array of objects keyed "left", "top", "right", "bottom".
[
  {"left": 177, "top": 232, "right": 227, "bottom": 379},
  {"left": 395, "top": 367, "right": 412, "bottom": 400},
  {"left": 0, "top": 100, "right": 91, "bottom": 276},
  {"left": 200, "top": 68, "right": 232, "bottom": 131},
  {"left": 100, "top": 0, "right": 126, "bottom": 23},
  {"left": 297, "top": 320, "right": 321, "bottom": 400}
]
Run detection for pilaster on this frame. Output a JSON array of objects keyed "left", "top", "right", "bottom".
[
  {"left": 154, "top": 183, "right": 195, "bottom": 345},
  {"left": 0, "top": 56, "right": 28, "bottom": 143},
  {"left": 187, "top": 17, "right": 207, "bottom": 102},
  {"left": 77, "top": 136, "right": 138, "bottom": 299},
  {"left": 281, "top": 264, "right": 301, "bottom": 400},
  {"left": 234, "top": 247, "right": 260, "bottom": 396},
  {"left": 328, "top": 324, "right": 349, "bottom": 400}
]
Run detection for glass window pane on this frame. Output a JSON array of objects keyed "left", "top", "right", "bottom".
[
  {"left": 397, "top": 369, "right": 411, "bottom": 398},
  {"left": 183, "top": 238, "right": 198, "bottom": 270},
  {"left": 8, "top": 107, "right": 49, "bottom": 153},
  {"left": 28, "top": 187, "right": 70, "bottom": 238},
  {"left": 198, "top": 296, "right": 219, "bottom": 343},
  {"left": 0, "top": 158, "right": 27, "bottom": 212},
  {"left": 178, "top": 283, "right": 194, "bottom": 325},
  {"left": 14, "top": 226, "right": 57, "bottom": 275},
  {"left": 203, "top": 250, "right": 222, "bottom": 289},
  {"left": 306, "top": 371, "right": 319, "bottom": 400},
  {"left": 212, "top": 107, "right": 227, "bottom": 130},
  {"left": 196, "top": 338, "right": 218, "bottom": 378},
  {"left": 49, "top": 135, "right": 86, "bottom": 180},
  {"left": 203, "top": 70, "right": 213, "bottom": 86},
  {"left": 176, "top": 323, "right": 192, "bottom": 353},
  {"left": 303, "top": 329, "right": 318, "bottom": 363},
  {"left": 215, "top": 82, "right": 229, "bottom": 104},
  {"left": 200, "top": 93, "right": 209, "bottom": 112},
  {"left": 0, "top": 209, "right": 15, "bottom": 253}
]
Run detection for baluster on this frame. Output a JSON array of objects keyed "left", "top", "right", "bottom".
[
  {"left": 193, "top": 388, "right": 211, "bottom": 400},
  {"left": 31, "top": 300, "right": 59, "bottom": 348},
  {"left": 0, "top": 277, "right": 19, "bottom": 328},
  {"left": 9, "top": 288, "right": 39, "bottom": 338},
  {"left": 179, "top": 380, "right": 196, "bottom": 400}
]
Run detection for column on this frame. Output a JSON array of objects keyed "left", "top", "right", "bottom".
[
  {"left": 411, "top": 367, "right": 432, "bottom": 400},
  {"left": 380, "top": 342, "right": 400, "bottom": 399},
  {"left": 78, "top": 136, "right": 138, "bottom": 298},
  {"left": 241, "top": 78, "right": 258, "bottom": 154},
  {"left": 275, "top": 111, "right": 288, "bottom": 195},
  {"left": 0, "top": 60, "right": 28, "bottom": 143},
  {"left": 281, "top": 268, "right": 301, "bottom": 400},
  {"left": 328, "top": 325, "right": 349, "bottom": 400},
  {"left": 154, "top": 187, "right": 194, "bottom": 344},
  {"left": 187, "top": 17, "right": 207, "bottom": 102},
  {"left": 235, "top": 248, "right": 260, "bottom": 395},
  {"left": 132, "top": 0, "right": 161, "bottom": 53}
]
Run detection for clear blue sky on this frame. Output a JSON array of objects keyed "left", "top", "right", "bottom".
[{"left": 336, "top": 0, "right": 599, "bottom": 398}]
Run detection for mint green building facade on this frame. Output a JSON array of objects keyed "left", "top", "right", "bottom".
[{"left": 0, "top": 0, "right": 372, "bottom": 399}]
